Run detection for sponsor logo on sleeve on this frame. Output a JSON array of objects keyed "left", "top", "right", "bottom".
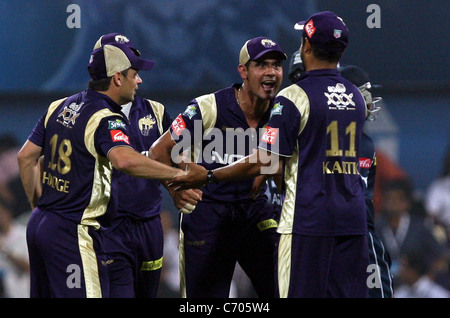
[
  {"left": 110, "top": 130, "right": 130, "bottom": 144},
  {"left": 261, "top": 126, "right": 278, "bottom": 145},
  {"left": 270, "top": 102, "right": 283, "bottom": 116},
  {"left": 108, "top": 119, "right": 127, "bottom": 130},
  {"left": 183, "top": 105, "right": 197, "bottom": 119},
  {"left": 359, "top": 157, "right": 373, "bottom": 169},
  {"left": 171, "top": 114, "right": 186, "bottom": 136}
]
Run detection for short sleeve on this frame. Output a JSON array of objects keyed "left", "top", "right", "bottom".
[
  {"left": 95, "top": 116, "right": 134, "bottom": 157},
  {"left": 28, "top": 113, "right": 46, "bottom": 148},
  {"left": 259, "top": 96, "right": 301, "bottom": 157}
]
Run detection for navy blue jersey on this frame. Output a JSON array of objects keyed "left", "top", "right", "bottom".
[
  {"left": 170, "top": 84, "right": 271, "bottom": 202},
  {"left": 28, "top": 89, "right": 132, "bottom": 228},
  {"left": 260, "top": 69, "right": 367, "bottom": 236},
  {"left": 114, "top": 97, "right": 172, "bottom": 219},
  {"left": 359, "top": 133, "right": 377, "bottom": 231}
]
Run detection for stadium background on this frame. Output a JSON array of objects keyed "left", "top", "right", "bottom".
[{"left": 0, "top": 0, "right": 448, "bottom": 207}]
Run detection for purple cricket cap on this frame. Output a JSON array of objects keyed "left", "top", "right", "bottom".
[
  {"left": 296, "top": 11, "right": 348, "bottom": 53},
  {"left": 93, "top": 33, "right": 142, "bottom": 56},
  {"left": 87, "top": 42, "right": 154, "bottom": 80},
  {"left": 239, "top": 36, "right": 287, "bottom": 65}
]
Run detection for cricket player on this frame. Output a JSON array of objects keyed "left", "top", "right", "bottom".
[
  {"left": 150, "top": 37, "right": 287, "bottom": 298},
  {"left": 91, "top": 33, "right": 201, "bottom": 298},
  {"left": 18, "top": 40, "right": 184, "bottom": 297},
  {"left": 169, "top": 11, "right": 370, "bottom": 298}
]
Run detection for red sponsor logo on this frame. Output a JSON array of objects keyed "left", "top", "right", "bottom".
[
  {"left": 261, "top": 126, "right": 279, "bottom": 145},
  {"left": 305, "top": 20, "right": 316, "bottom": 38},
  {"left": 359, "top": 157, "right": 373, "bottom": 169},
  {"left": 110, "top": 130, "right": 130, "bottom": 144},
  {"left": 171, "top": 114, "right": 186, "bottom": 136}
]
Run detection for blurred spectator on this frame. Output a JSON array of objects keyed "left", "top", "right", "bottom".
[
  {"left": 0, "top": 202, "right": 30, "bottom": 298},
  {"left": 425, "top": 148, "right": 450, "bottom": 246},
  {"left": 0, "top": 134, "right": 30, "bottom": 220},
  {"left": 375, "top": 179, "right": 447, "bottom": 287},
  {"left": 395, "top": 245, "right": 449, "bottom": 298},
  {"left": 373, "top": 150, "right": 409, "bottom": 215},
  {"left": 157, "top": 209, "right": 181, "bottom": 298}
]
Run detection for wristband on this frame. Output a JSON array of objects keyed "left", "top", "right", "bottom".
[{"left": 206, "top": 170, "right": 218, "bottom": 184}]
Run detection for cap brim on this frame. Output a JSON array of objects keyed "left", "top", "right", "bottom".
[
  {"left": 294, "top": 21, "right": 305, "bottom": 30},
  {"left": 253, "top": 49, "right": 287, "bottom": 61},
  {"left": 132, "top": 58, "right": 154, "bottom": 71}
]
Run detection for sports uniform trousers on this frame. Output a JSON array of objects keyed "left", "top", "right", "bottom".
[
  {"left": 170, "top": 84, "right": 280, "bottom": 298},
  {"left": 360, "top": 132, "right": 394, "bottom": 297},
  {"left": 26, "top": 89, "right": 132, "bottom": 297},
  {"left": 260, "top": 69, "right": 370, "bottom": 297},
  {"left": 102, "top": 96, "right": 172, "bottom": 297}
]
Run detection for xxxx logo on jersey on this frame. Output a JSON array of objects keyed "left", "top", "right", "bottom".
[{"left": 324, "top": 83, "right": 355, "bottom": 110}]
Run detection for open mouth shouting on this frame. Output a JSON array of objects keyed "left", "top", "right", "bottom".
[{"left": 261, "top": 79, "right": 277, "bottom": 95}]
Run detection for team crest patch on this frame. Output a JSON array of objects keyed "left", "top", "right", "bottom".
[
  {"left": 171, "top": 114, "right": 186, "bottom": 136},
  {"left": 108, "top": 119, "right": 126, "bottom": 130},
  {"left": 334, "top": 29, "right": 342, "bottom": 39},
  {"left": 183, "top": 105, "right": 197, "bottom": 119},
  {"left": 114, "top": 34, "right": 130, "bottom": 44},
  {"left": 57, "top": 102, "right": 83, "bottom": 127},
  {"left": 261, "top": 38, "right": 276, "bottom": 47},
  {"left": 138, "top": 114, "right": 156, "bottom": 136},
  {"left": 110, "top": 130, "right": 130, "bottom": 144},
  {"left": 261, "top": 126, "right": 278, "bottom": 145}
]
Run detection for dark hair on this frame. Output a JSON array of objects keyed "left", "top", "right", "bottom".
[
  {"left": 88, "top": 69, "right": 130, "bottom": 91},
  {"left": 303, "top": 36, "right": 344, "bottom": 63},
  {"left": 88, "top": 77, "right": 112, "bottom": 91}
]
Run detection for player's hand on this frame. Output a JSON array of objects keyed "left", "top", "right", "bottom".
[
  {"left": 249, "top": 175, "right": 268, "bottom": 199},
  {"left": 167, "top": 163, "right": 208, "bottom": 190},
  {"left": 169, "top": 188, "right": 203, "bottom": 214}
]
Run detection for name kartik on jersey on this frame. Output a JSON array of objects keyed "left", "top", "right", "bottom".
[{"left": 323, "top": 160, "right": 359, "bottom": 175}]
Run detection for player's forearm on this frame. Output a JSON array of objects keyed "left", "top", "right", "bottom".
[
  {"left": 213, "top": 149, "right": 278, "bottom": 182},
  {"left": 149, "top": 131, "right": 175, "bottom": 167},
  {"left": 109, "top": 146, "right": 182, "bottom": 180},
  {"left": 213, "top": 160, "right": 260, "bottom": 182},
  {"left": 19, "top": 164, "right": 41, "bottom": 209}
]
